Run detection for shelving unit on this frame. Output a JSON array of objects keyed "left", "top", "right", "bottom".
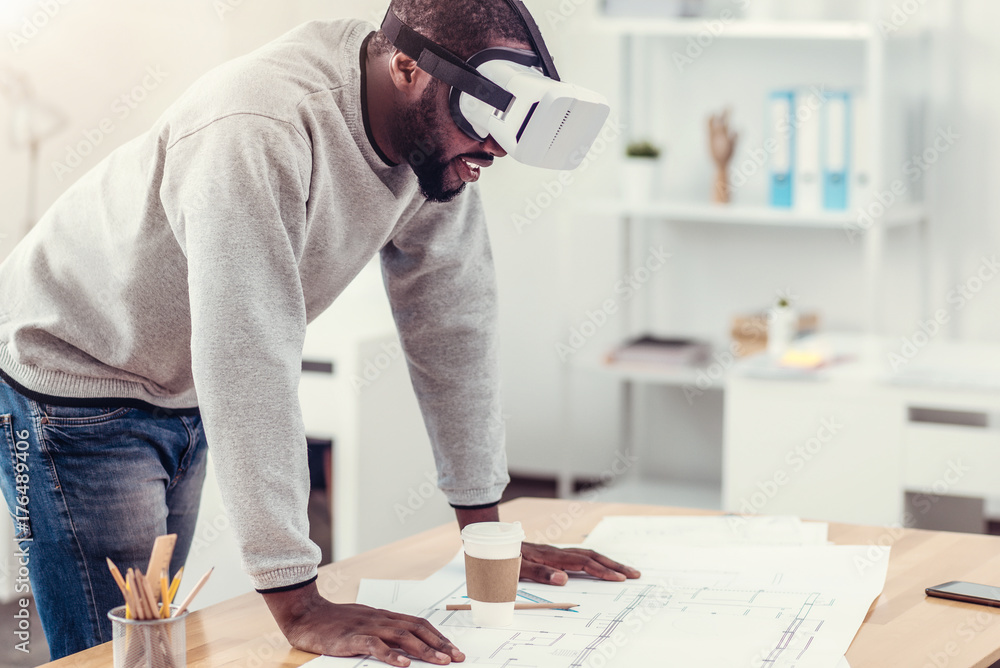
[
  {"left": 560, "top": 1, "right": 932, "bottom": 500},
  {"left": 592, "top": 17, "right": 875, "bottom": 41},
  {"left": 581, "top": 198, "right": 926, "bottom": 229}
]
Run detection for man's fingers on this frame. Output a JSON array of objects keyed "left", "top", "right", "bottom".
[
  {"left": 590, "top": 551, "right": 641, "bottom": 579},
  {"left": 352, "top": 635, "right": 409, "bottom": 667},
  {"left": 387, "top": 618, "right": 464, "bottom": 663},
  {"left": 520, "top": 559, "right": 568, "bottom": 585},
  {"left": 381, "top": 626, "right": 453, "bottom": 665},
  {"left": 535, "top": 550, "right": 624, "bottom": 582},
  {"left": 522, "top": 545, "right": 640, "bottom": 582},
  {"left": 579, "top": 557, "right": 627, "bottom": 582}
]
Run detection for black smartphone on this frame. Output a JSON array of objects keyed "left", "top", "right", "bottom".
[{"left": 926, "top": 581, "right": 1000, "bottom": 607}]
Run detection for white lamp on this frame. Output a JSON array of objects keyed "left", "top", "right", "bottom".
[{"left": 0, "top": 67, "right": 66, "bottom": 239}]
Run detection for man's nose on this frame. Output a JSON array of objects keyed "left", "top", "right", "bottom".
[{"left": 483, "top": 135, "right": 507, "bottom": 158}]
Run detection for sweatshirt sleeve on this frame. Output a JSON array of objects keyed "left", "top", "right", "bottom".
[
  {"left": 159, "top": 114, "right": 322, "bottom": 590},
  {"left": 380, "top": 185, "right": 509, "bottom": 507}
]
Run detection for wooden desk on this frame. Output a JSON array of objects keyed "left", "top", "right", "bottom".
[{"left": 42, "top": 498, "right": 1000, "bottom": 668}]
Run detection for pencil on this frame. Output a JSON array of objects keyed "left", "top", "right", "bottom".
[
  {"left": 126, "top": 569, "right": 143, "bottom": 619},
  {"left": 106, "top": 557, "right": 128, "bottom": 599},
  {"left": 132, "top": 569, "right": 149, "bottom": 620},
  {"left": 167, "top": 567, "right": 184, "bottom": 603},
  {"left": 172, "top": 567, "right": 213, "bottom": 617},
  {"left": 445, "top": 602, "right": 579, "bottom": 611},
  {"left": 124, "top": 570, "right": 134, "bottom": 620},
  {"left": 160, "top": 570, "right": 169, "bottom": 619},
  {"left": 137, "top": 570, "right": 158, "bottom": 620}
]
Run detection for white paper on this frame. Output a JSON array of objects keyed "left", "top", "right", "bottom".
[
  {"left": 306, "top": 539, "right": 886, "bottom": 668},
  {"left": 582, "top": 514, "right": 829, "bottom": 548}
]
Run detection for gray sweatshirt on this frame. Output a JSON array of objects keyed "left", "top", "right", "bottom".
[{"left": 0, "top": 19, "right": 508, "bottom": 590}]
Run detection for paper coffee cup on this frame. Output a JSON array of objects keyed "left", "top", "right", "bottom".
[{"left": 461, "top": 521, "right": 525, "bottom": 627}]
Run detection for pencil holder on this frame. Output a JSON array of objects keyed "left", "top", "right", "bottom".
[{"left": 108, "top": 605, "right": 188, "bottom": 668}]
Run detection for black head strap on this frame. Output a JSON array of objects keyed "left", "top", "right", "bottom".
[
  {"left": 501, "top": 0, "right": 560, "bottom": 81},
  {"left": 381, "top": 8, "right": 514, "bottom": 112}
]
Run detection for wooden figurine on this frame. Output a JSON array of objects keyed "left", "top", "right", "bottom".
[{"left": 708, "top": 109, "right": 738, "bottom": 204}]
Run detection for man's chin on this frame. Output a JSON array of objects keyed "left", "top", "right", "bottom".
[
  {"left": 414, "top": 168, "right": 466, "bottom": 203},
  {"left": 419, "top": 183, "right": 465, "bottom": 203}
]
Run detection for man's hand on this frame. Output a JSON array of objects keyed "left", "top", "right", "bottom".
[
  {"left": 263, "top": 582, "right": 465, "bottom": 667},
  {"left": 519, "top": 543, "right": 641, "bottom": 585}
]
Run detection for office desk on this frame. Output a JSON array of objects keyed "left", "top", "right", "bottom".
[{"left": 41, "top": 497, "right": 1000, "bottom": 668}]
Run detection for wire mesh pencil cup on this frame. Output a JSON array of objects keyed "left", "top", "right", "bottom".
[{"left": 108, "top": 605, "right": 188, "bottom": 668}]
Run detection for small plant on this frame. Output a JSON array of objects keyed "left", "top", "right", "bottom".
[{"left": 625, "top": 140, "right": 661, "bottom": 159}]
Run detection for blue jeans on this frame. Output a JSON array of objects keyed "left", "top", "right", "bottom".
[{"left": 0, "top": 377, "right": 207, "bottom": 660}]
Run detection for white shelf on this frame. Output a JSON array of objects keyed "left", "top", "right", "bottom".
[
  {"left": 575, "top": 355, "right": 727, "bottom": 389},
  {"left": 591, "top": 17, "right": 874, "bottom": 41},
  {"left": 579, "top": 198, "right": 926, "bottom": 230}
]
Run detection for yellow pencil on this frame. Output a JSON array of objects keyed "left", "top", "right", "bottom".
[
  {"left": 126, "top": 569, "right": 139, "bottom": 619},
  {"left": 167, "top": 567, "right": 184, "bottom": 603},
  {"left": 124, "top": 579, "right": 132, "bottom": 620},
  {"left": 160, "top": 570, "right": 169, "bottom": 619}
]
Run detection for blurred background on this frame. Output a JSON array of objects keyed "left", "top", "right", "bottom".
[{"left": 1, "top": 0, "right": 999, "bottom": 663}]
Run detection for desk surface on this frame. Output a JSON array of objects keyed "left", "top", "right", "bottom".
[{"left": 42, "top": 497, "right": 1000, "bottom": 668}]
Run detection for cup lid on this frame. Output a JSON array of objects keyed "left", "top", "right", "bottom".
[{"left": 461, "top": 521, "right": 525, "bottom": 545}]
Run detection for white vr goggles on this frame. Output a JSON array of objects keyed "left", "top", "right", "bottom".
[{"left": 380, "top": 0, "right": 610, "bottom": 170}]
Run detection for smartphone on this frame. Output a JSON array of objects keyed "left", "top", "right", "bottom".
[{"left": 926, "top": 581, "right": 1000, "bottom": 608}]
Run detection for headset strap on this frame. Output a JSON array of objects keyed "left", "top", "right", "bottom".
[
  {"left": 381, "top": 9, "right": 514, "bottom": 112},
  {"left": 502, "top": 0, "right": 560, "bottom": 81}
]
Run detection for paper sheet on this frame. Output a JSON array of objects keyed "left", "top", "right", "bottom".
[
  {"left": 582, "top": 515, "right": 829, "bottom": 548},
  {"left": 306, "top": 539, "right": 885, "bottom": 668}
]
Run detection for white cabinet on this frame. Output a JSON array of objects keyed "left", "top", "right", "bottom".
[
  {"left": 724, "top": 373, "right": 905, "bottom": 525},
  {"left": 723, "top": 334, "right": 1000, "bottom": 527}
]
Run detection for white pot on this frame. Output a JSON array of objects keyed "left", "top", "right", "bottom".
[
  {"left": 767, "top": 306, "right": 798, "bottom": 358},
  {"left": 621, "top": 159, "right": 660, "bottom": 204}
]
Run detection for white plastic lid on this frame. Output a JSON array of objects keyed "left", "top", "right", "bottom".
[{"left": 461, "top": 521, "right": 525, "bottom": 545}]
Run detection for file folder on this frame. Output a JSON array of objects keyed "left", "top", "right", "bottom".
[
  {"left": 768, "top": 91, "right": 794, "bottom": 208},
  {"left": 822, "top": 91, "right": 851, "bottom": 210},
  {"left": 794, "top": 87, "right": 823, "bottom": 212}
]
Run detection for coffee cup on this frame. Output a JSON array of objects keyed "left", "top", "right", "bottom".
[{"left": 461, "top": 521, "right": 525, "bottom": 627}]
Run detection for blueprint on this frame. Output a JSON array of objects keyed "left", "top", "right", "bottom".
[{"left": 305, "top": 537, "right": 885, "bottom": 668}]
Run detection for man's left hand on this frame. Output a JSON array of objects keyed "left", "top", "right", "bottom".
[{"left": 519, "top": 543, "right": 641, "bottom": 585}]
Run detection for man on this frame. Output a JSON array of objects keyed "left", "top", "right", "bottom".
[{"left": 0, "top": 0, "right": 639, "bottom": 664}]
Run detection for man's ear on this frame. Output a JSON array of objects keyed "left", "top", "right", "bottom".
[{"left": 388, "top": 50, "right": 433, "bottom": 102}]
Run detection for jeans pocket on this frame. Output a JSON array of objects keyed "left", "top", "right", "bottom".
[
  {"left": 1, "top": 415, "right": 32, "bottom": 540},
  {"left": 38, "top": 403, "right": 133, "bottom": 426}
]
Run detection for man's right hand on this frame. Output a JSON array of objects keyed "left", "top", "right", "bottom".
[{"left": 262, "top": 582, "right": 465, "bottom": 666}]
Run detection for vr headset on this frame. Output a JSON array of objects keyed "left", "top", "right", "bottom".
[{"left": 380, "top": 0, "right": 610, "bottom": 170}]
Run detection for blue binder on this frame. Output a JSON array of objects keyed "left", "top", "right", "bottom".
[
  {"left": 822, "top": 91, "right": 851, "bottom": 211},
  {"left": 768, "top": 91, "right": 795, "bottom": 208}
]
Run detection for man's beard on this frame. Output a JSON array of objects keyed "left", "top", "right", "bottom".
[{"left": 390, "top": 83, "right": 465, "bottom": 203}]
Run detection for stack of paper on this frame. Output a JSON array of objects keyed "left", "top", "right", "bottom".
[{"left": 305, "top": 516, "right": 887, "bottom": 668}]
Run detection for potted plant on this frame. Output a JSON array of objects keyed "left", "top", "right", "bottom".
[{"left": 622, "top": 140, "right": 663, "bottom": 203}]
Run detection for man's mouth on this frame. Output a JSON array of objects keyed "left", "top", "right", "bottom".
[{"left": 453, "top": 155, "right": 493, "bottom": 183}]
